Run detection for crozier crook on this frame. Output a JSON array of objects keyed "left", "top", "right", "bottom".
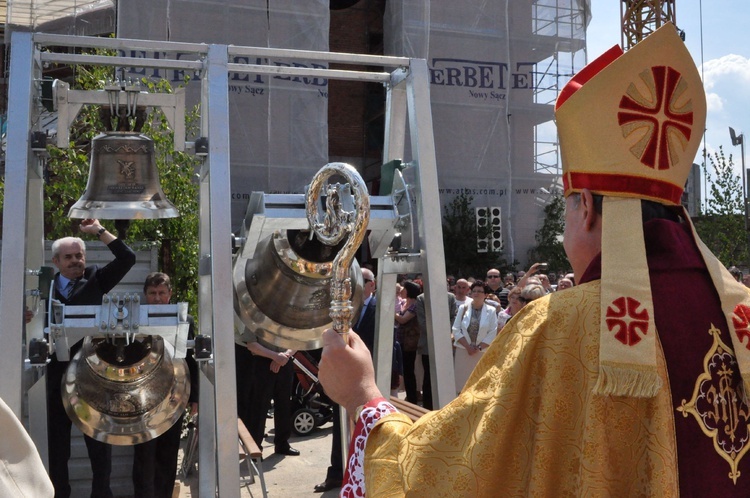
[{"left": 305, "top": 162, "right": 370, "bottom": 337}]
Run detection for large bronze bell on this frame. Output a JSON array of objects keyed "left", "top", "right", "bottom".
[
  {"left": 68, "top": 132, "right": 179, "bottom": 219},
  {"left": 233, "top": 229, "right": 364, "bottom": 350},
  {"left": 61, "top": 335, "right": 189, "bottom": 445}
]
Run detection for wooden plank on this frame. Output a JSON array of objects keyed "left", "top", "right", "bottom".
[
  {"left": 389, "top": 396, "right": 430, "bottom": 422},
  {"left": 237, "top": 418, "right": 262, "bottom": 460}
]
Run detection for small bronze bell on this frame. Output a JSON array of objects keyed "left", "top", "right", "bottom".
[{"left": 68, "top": 132, "right": 179, "bottom": 219}]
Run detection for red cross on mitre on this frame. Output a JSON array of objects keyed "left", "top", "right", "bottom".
[{"left": 617, "top": 65, "right": 694, "bottom": 171}]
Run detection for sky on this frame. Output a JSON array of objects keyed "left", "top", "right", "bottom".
[{"left": 586, "top": 0, "right": 750, "bottom": 193}]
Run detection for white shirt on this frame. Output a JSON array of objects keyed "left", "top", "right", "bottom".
[{"left": 455, "top": 296, "right": 471, "bottom": 308}]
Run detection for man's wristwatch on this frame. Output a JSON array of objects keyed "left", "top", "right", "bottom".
[{"left": 97, "top": 227, "right": 106, "bottom": 237}]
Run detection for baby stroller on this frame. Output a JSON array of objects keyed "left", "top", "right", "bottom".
[
  {"left": 290, "top": 351, "right": 334, "bottom": 436},
  {"left": 180, "top": 415, "right": 198, "bottom": 478}
]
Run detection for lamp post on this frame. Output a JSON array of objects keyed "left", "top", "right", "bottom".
[{"left": 729, "top": 127, "right": 747, "bottom": 229}]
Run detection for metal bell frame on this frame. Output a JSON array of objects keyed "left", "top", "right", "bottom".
[{"left": 0, "top": 32, "right": 450, "bottom": 497}]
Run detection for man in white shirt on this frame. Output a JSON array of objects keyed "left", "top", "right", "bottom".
[{"left": 453, "top": 279, "right": 471, "bottom": 308}]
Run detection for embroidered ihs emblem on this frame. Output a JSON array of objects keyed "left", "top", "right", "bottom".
[{"left": 677, "top": 324, "right": 750, "bottom": 484}]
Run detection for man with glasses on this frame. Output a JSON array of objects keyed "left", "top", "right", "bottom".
[
  {"left": 355, "top": 268, "right": 377, "bottom": 352},
  {"left": 485, "top": 269, "right": 507, "bottom": 308},
  {"left": 48, "top": 220, "right": 136, "bottom": 498}
]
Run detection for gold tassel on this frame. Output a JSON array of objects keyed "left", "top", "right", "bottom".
[
  {"left": 741, "top": 375, "right": 750, "bottom": 407},
  {"left": 593, "top": 363, "right": 663, "bottom": 398}
]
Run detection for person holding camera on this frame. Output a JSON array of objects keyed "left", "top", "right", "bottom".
[{"left": 515, "top": 262, "right": 547, "bottom": 288}]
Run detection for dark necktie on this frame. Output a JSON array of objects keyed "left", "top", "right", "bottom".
[
  {"left": 357, "top": 298, "right": 369, "bottom": 328},
  {"left": 63, "top": 280, "right": 76, "bottom": 299}
]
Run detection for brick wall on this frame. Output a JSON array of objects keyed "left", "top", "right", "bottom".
[{"left": 328, "top": 0, "right": 385, "bottom": 174}]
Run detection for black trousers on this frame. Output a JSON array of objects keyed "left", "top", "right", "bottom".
[
  {"left": 402, "top": 350, "right": 419, "bottom": 404},
  {"left": 305, "top": 348, "right": 343, "bottom": 482},
  {"left": 247, "top": 356, "right": 294, "bottom": 448},
  {"left": 326, "top": 403, "right": 344, "bottom": 481},
  {"left": 235, "top": 343, "right": 256, "bottom": 431},
  {"left": 132, "top": 414, "right": 183, "bottom": 498},
  {"left": 46, "top": 349, "right": 113, "bottom": 498}
]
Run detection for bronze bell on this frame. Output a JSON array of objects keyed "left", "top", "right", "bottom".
[
  {"left": 233, "top": 229, "right": 364, "bottom": 351},
  {"left": 68, "top": 132, "right": 179, "bottom": 219},
  {"left": 61, "top": 335, "right": 189, "bottom": 445}
]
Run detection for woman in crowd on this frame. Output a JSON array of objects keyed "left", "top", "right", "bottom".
[
  {"left": 394, "top": 280, "right": 422, "bottom": 404},
  {"left": 452, "top": 280, "right": 499, "bottom": 395},
  {"left": 395, "top": 282, "right": 405, "bottom": 314},
  {"left": 497, "top": 285, "right": 522, "bottom": 330},
  {"left": 520, "top": 283, "right": 546, "bottom": 304},
  {"left": 557, "top": 278, "right": 574, "bottom": 290},
  {"left": 498, "top": 283, "right": 546, "bottom": 331}
]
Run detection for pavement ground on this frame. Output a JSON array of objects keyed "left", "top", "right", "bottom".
[
  {"left": 174, "top": 359, "right": 425, "bottom": 497},
  {"left": 177, "top": 420, "right": 338, "bottom": 498}
]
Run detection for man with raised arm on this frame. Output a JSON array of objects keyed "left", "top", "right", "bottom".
[{"left": 48, "top": 219, "right": 136, "bottom": 498}]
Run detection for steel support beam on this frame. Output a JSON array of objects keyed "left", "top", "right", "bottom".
[
  {"left": 0, "top": 31, "right": 36, "bottom": 417},
  {"left": 406, "top": 59, "right": 454, "bottom": 408},
  {"left": 204, "top": 43, "right": 240, "bottom": 498}
]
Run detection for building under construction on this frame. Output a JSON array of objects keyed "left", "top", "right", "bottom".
[{"left": 1, "top": 0, "right": 590, "bottom": 268}]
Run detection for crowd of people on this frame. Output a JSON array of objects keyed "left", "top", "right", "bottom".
[
  {"left": 30, "top": 182, "right": 750, "bottom": 498},
  {"left": 390, "top": 263, "right": 576, "bottom": 405},
  {"left": 23, "top": 201, "right": 750, "bottom": 498}
]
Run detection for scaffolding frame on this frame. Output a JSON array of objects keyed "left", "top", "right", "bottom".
[
  {"left": 531, "top": 0, "right": 588, "bottom": 177},
  {"left": 0, "top": 31, "right": 452, "bottom": 497}
]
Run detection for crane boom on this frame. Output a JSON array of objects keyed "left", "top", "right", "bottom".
[{"left": 620, "top": 0, "right": 677, "bottom": 50}]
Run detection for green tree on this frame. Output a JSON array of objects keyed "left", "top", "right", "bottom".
[
  {"left": 441, "top": 192, "right": 511, "bottom": 278},
  {"left": 527, "top": 193, "right": 570, "bottom": 273},
  {"left": 8, "top": 51, "right": 201, "bottom": 315},
  {"left": 694, "top": 146, "right": 749, "bottom": 266},
  {"left": 120, "top": 80, "right": 202, "bottom": 314}
]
